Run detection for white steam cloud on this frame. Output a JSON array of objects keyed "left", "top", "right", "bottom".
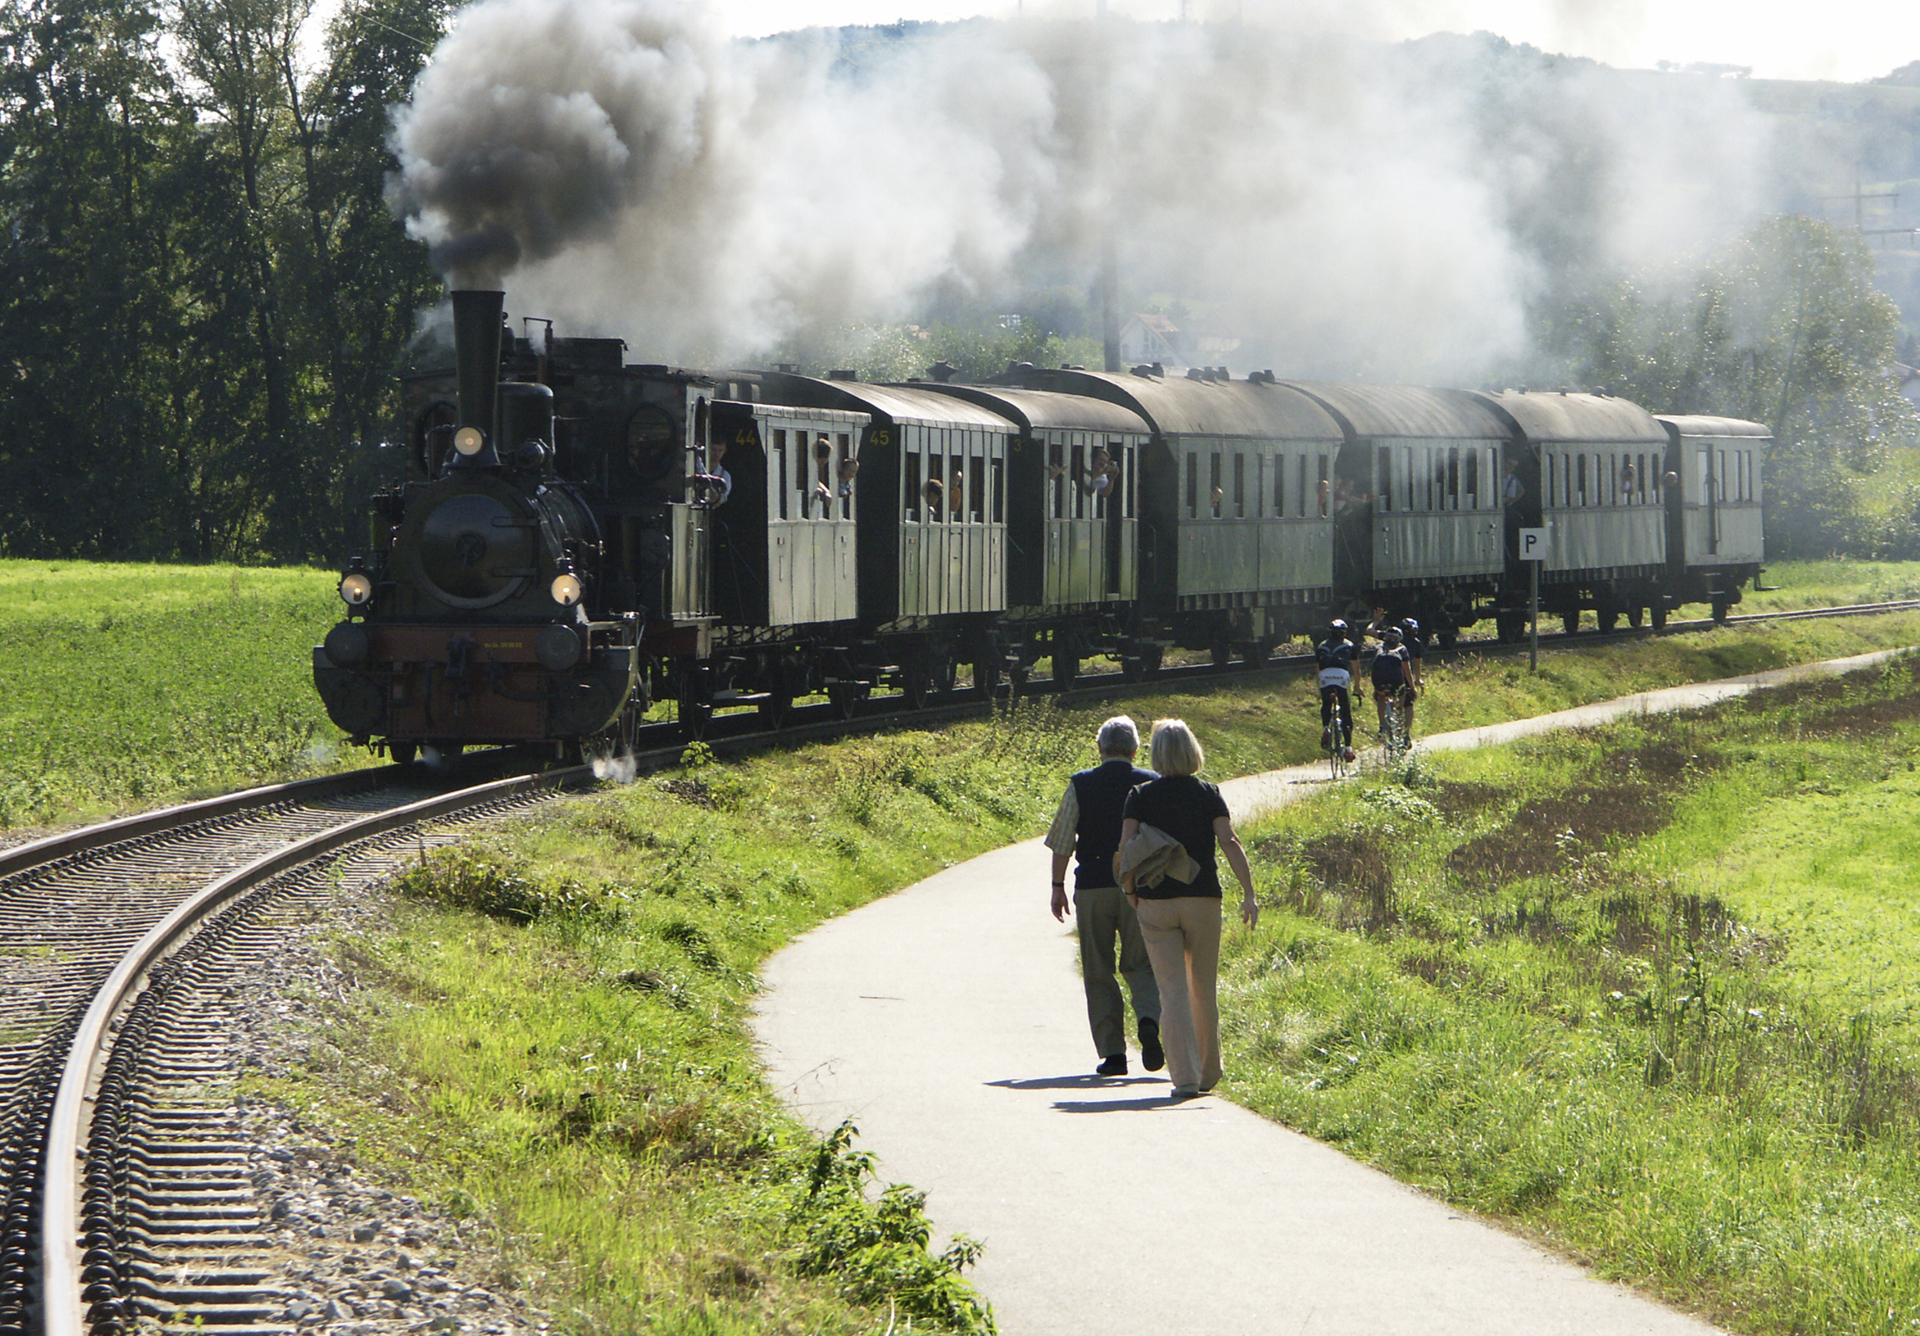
[{"left": 389, "top": 0, "right": 1775, "bottom": 381}]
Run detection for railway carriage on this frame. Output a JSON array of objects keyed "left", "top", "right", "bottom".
[
  {"left": 1655, "top": 415, "right": 1768, "bottom": 623},
  {"left": 1288, "top": 382, "right": 1510, "bottom": 645},
  {"left": 1474, "top": 390, "right": 1673, "bottom": 636},
  {"left": 911, "top": 380, "right": 1153, "bottom": 683},
  {"left": 996, "top": 365, "right": 1347, "bottom": 664},
  {"left": 750, "top": 370, "right": 1018, "bottom": 704}
]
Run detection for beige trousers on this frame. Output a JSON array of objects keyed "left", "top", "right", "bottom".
[{"left": 1134, "top": 896, "right": 1224, "bottom": 1094}]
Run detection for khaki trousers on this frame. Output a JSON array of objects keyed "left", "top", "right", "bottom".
[
  {"left": 1074, "top": 885, "right": 1161, "bottom": 1058},
  {"left": 1134, "top": 896, "right": 1223, "bottom": 1094}
]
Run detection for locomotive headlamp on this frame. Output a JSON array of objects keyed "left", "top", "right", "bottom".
[
  {"left": 549, "top": 568, "right": 582, "bottom": 607},
  {"left": 338, "top": 571, "right": 374, "bottom": 606},
  {"left": 453, "top": 426, "right": 486, "bottom": 457}
]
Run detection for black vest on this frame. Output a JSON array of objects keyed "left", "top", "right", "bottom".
[{"left": 1070, "top": 761, "right": 1157, "bottom": 889}]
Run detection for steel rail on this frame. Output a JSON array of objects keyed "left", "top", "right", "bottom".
[
  {"left": 0, "top": 770, "right": 393, "bottom": 882},
  {"left": 38, "top": 765, "right": 586, "bottom": 1336}
]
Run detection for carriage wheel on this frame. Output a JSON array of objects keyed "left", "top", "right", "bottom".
[
  {"left": 677, "top": 673, "right": 712, "bottom": 740},
  {"left": 973, "top": 659, "right": 1002, "bottom": 701}
]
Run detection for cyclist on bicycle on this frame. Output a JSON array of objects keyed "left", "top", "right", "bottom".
[
  {"left": 1368, "top": 624, "right": 1417, "bottom": 740},
  {"left": 1315, "top": 619, "right": 1358, "bottom": 763},
  {"left": 1400, "top": 617, "right": 1426, "bottom": 733}
]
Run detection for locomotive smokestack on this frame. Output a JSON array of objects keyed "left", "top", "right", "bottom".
[{"left": 452, "top": 289, "right": 505, "bottom": 467}]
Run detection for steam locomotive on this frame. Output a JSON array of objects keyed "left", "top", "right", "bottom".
[{"left": 312, "top": 289, "right": 1768, "bottom": 760}]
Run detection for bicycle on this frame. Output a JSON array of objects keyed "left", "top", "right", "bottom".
[
  {"left": 1380, "top": 687, "right": 1412, "bottom": 761},
  {"left": 1319, "top": 683, "right": 1356, "bottom": 780}
]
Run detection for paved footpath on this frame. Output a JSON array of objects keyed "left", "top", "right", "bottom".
[{"left": 753, "top": 650, "right": 1905, "bottom": 1335}]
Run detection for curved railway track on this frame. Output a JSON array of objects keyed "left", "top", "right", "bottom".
[
  {"left": 1, "top": 766, "right": 590, "bottom": 1336},
  {"left": 4, "top": 594, "right": 1911, "bottom": 1335}
]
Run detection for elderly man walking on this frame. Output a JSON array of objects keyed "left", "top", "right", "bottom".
[{"left": 1043, "top": 715, "right": 1164, "bottom": 1076}]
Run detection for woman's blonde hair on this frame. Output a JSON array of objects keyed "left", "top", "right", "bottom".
[{"left": 1149, "top": 718, "right": 1203, "bottom": 777}]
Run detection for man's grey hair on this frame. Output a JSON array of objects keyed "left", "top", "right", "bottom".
[{"left": 1096, "top": 715, "right": 1140, "bottom": 757}]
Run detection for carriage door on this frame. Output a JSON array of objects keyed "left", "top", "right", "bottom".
[
  {"left": 1104, "top": 440, "right": 1125, "bottom": 598},
  {"left": 1698, "top": 447, "right": 1717, "bottom": 555}
]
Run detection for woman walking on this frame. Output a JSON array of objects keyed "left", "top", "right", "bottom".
[{"left": 1118, "top": 720, "right": 1258, "bottom": 1098}]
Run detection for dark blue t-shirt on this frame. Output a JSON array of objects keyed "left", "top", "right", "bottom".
[
  {"left": 1316, "top": 638, "right": 1356, "bottom": 672},
  {"left": 1369, "top": 644, "right": 1411, "bottom": 688},
  {"left": 1123, "top": 776, "right": 1230, "bottom": 899}
]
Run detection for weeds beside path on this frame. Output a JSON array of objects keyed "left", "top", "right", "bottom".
[{"left": 1228, "top": 649, "right": 1920, "bottom": 1336}]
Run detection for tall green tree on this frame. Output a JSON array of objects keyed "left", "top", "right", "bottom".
[
  {"left": 0, "top": 0, "right": 193, "bottom": 556},
  {"left": 1553, "top": 216, "right": 1918, "bottom": 558}
]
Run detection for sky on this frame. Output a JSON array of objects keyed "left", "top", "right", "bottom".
[{"left": 698, "top": 0, "right": 1915, "bottom": 84}]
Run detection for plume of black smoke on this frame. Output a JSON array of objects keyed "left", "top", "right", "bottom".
[{"left": 390, "top": 0, "right": 1774, "bottom": 381}]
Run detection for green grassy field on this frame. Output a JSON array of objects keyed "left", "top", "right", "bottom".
[
  {"left": 0, "top": 560, "right": 355, "bottom": 828},
  {"left": 1223, "top": 658, "right": 1920, "bottom": 1336},
  {"left": 258, "top": 611, "right": 1920, "bottom": 1336}
]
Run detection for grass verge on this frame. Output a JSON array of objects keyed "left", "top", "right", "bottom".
[{"left": 1224, "top": 653, "right": 1920, "bottom": 1336}]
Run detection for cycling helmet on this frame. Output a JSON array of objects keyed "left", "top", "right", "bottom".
[
  {"left": 1401, "top": 617, "right": 1419, "bottom": 632},
  {"left": 1381, "top": 625, "right": 1403, "bottom": 641},
  {"left": 1329, "top": 619, "right": 1348, "bottom": 633}
]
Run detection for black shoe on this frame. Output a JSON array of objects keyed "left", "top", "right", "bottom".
[
  {"left": 1139, "top": 1017, "right": 1164, "bottom": 1072},
  {"left": 1096, "top": 1054, "right": 1127, "bottom": 1077}
]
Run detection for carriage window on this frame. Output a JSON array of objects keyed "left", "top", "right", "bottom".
[
  {"left": 1377, "top": 446, "right": 1392, "bottom": 512},
  {"left": 1186, "top": 452, "right": 1198, "bottom": 519},
  {"left": 1718, "top": 450, "right": 1728, "bottom": 502},
  {"left": 1274, "top": 454, "right": 1285, "bottom": 516},
  {"left": 1210, "top": 452, "right": 1223, "bottom": 517},
  {"left": 970, "top": 454, "right": 986, "bottom": 523},
  {"left": 1315, "top": 454, "right": 1328, "bottom": 516},
  {"left": 1233, "top": 453, "right": 1245, "bottom": 518},
  {"left": 836, "top": 433, "right": 853, "bottom": 518},
  {"left": 1464, "top": 448, "right": 1480, "bottom": 509},
  {"left": 772, "top": 429, "right": 789, "bottom": 520},
  {"left": 1697, "top": 449, "right": 1710, "bottom": 501},
  {"left": 945, "top": 453, "right": 962, "bottom": 522}
]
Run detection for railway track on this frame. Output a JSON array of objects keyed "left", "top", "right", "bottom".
[
  {"left": 0, "top": 765, "right": 587, "bottom": 1336},
  {"left": 669, "top": 597, "right": 1920, "bottom": 738}
]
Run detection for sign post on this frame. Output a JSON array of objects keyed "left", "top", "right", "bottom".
[{"left": 1519, "top": 527, "right": 1549, "bottom": 673}]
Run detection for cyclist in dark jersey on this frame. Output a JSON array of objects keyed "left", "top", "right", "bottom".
[
  {"left": 1368, "top": 625, "right": 1416, "bottom": 739},
  {"left": 1315, "top": 620, "right": 1359, "bottom": 762},
  {"left": 1400, "top": 617, "right": 1426, "bottom": 734}
]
